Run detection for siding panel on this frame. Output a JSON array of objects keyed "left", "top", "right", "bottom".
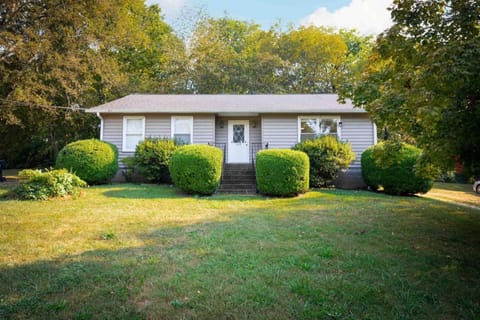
[
  {"left": 193, "top": 115, "right": 215, "bottom": 144},
  {"left": 146, "top": 114, "right": 170, "bottom": 138},
  {"left": 262, "top": 115, "right": 298, "bottom": 149},
  {"left": 341, "top": 114, "right": 375, "bottom": 168}
]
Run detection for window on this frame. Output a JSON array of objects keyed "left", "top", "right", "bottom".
[
  {"left": 123, "top": 116, "right": 145, "bottom": 152},
  {"left": 171, "top": 116, "right": 193, "bottom": 144},
  {"left": 298, "top": 116, "right": 340, "bottom": 142}
]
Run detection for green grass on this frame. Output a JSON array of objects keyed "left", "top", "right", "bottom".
[{"left": 0, "top": 183, "right": 479, "bottom": 319}]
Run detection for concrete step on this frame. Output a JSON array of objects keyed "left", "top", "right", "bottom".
[
  {"left": 222, "top": 176, "right": 256, "bottom": 182},
  {"left": 218, "top": 164, "right": 257, "bottom": 194}
]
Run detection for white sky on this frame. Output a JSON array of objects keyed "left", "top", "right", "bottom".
[{"left": 301, "top": 0, "right": 393, "bottom": 35}]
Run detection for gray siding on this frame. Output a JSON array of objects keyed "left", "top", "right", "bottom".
[
  {"left": 193, "top": 115, "right": 215, "bottom": 144},
  {"left": 261, "top": 115, "right": 298, "bottom": 149},
  {"left": 341, "top": 114, "right": 375, "bottom": 168},
  {"left": 102, "top": 114, "right": 130, "bottom": 163},
  {"left": 145, "top": 114, "right": 170, "bottom": 138}
]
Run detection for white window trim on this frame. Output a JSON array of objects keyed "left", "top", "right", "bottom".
[
  {"left": 122, "top": 116, "right": 145, "bottom": 152},
  {"left": 171, "top": 116, "right": 194, "bottom": 144},
  {"left": 297, "top": 115, "right": 341, "bottom": 142}
]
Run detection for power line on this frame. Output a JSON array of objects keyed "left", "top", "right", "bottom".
[{"left": 0, "top": 100, "right": 87, "bottom": 111}]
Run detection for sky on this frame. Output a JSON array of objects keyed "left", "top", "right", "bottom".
[{"left": 146, "top": 0, "right": 393, "bottom": 35}]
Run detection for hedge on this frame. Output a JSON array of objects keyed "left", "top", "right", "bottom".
[
  {"left": 293, "top": 136, "right": 355, "bottom": 187},
  {"left": 362, "top": 141, "right": 435, "bottom": 195},
  {"left": 256, "top": 149, "right": 309, "bottom": 197},
  {"left": 169, "top": 144, "right": 223, "bottom": 195},
  {"left": 55, "top": 139, "right": 118, "bottom": 185},
  {"left": 134, "top": 138, "right": 178, "bottom": 183}
]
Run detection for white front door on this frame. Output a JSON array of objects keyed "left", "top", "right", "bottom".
[{"left": 227, "top": 120, "right": 249, "bottom": 163}]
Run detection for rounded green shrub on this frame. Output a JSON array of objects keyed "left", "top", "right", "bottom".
[
  {"left": 134, "top": 138, "right": 178, "bottom": 183},
  {"left": 293, "top": 136, "right": 356, "bottom": 187},
  {"left": 55, "top": 139, "right": 118, "bottom": 184},
  {"left": 256, "top": 149, "right": 309, "bottom": 197},
  {"left": 169, "top": 144, "right": 223, "bottom": 195},
  {"left": 361, "top": 141, "right": 435, "bottom": 195},
  {"left": 14, "top": 169, "right": 86, "bottom": 200}
]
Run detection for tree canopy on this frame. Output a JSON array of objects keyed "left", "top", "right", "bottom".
[
  {"left": 338, "top": 0, "right": 480, "bottom": 176},
  {"left": 0, "top": 0, "right": 186, "bottom": 167},
  {"left": 0, "top": 2, "right": 370, "bottom": 168}
]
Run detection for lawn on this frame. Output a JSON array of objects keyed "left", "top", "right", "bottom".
[
  {"left": 422, "top": 182, "right": 480, "bottom": 209},
  {"left": 0, "top": 183, "right": 479, "bottom": 319}
]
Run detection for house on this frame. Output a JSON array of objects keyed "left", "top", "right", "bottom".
[{"left": 86, "top": 94, "right": 377, "bottom": 189}]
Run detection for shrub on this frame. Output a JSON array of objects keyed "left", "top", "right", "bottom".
[
  {"left": 256, "top": 149, "right": 309, "bottom": 197},
  {"left": 14, "top": 169, "right": 86, "bottom": 200},
  {"left": 169, "top": 145, "right": 223, "bottom": 195},
  {"left": 293, "top": 136, "right": 356, "bottom": 187},
  {"left": 134, "top": 138, "right": 178, "bottom": 183},
  {"left": 361, "top": 141, "right": 436, "bottom": 195},
  {"left": 55, "top": 139, "right": 118, "bottom": 185}
]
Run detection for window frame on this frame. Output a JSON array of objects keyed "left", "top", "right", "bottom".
[
  {"left": 171, "top": 116, "right": 194, "bottom": 144},
  {"left": 122, "top": 116, "right": 145, "bottom": 152},
  {"left": 297, "top": 115, "right": 341, "bottom": 142}
]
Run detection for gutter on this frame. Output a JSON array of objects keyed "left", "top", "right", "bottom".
[{"left": 96, "top": 112, "right": 104, "bottom": 140}]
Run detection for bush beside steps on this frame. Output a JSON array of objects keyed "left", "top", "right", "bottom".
[
  {"left": 169, "top": 144, "right": 223, "bottom": 195},
  {"left": 256, "top": 149, "right": 309, "bottom": 197}
]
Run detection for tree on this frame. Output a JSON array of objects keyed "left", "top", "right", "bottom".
[
  {"left": 114, "top": 4, "right": 189, "bottom": 94},
  {"left": 338, "top": 0, "right": 480, "bottom": 176},
  {"left": 189, "top": 17, "right": 283, "bottom": 93},
  {"left": 0, "top": 0, "right": 186, "bottom": 167},
  {"left": 277, "top": 26, "right": 348, "bottom": 93}
]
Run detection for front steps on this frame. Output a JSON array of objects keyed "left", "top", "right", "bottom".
[{"left": 217, "top": 164, "right": 257, "bottom": 194}]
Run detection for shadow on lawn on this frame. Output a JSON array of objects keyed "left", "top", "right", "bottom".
[{"left": 101, "top": 183, "right": 266, "bottom": 202}]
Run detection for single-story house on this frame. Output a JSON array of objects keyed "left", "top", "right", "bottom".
[{"left": 86, "top": 94, "right": 377, "bottom": 188}]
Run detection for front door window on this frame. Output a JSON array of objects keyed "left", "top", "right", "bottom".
[{"left": 233, "top": 124, "right": 245, "bottom": 143}]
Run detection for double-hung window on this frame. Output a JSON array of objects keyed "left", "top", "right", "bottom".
[
  {"left": 298, "top": 116, "right": 340, "bottom": 142},
  {"left": 123, "top": 116, "right": 145, "bottom": 152},
  {"left": 171, "top": 116, "right": 193, "bottom": 144}
]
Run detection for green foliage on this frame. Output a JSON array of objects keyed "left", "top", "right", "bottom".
[
  {"left": 0, "top": 0, "right": 186, "bottom": 169},
  {"left": 256, "top": 149, "right": 309, "bottom": 197},
  {"left": 169, "top": 145, "right": 223, "bottom": 195},
  {"left": 14, "top": 169, "right": 86, "bottom": 200},
  {"left": 361, "top": 142, "right": 435, "bottom": 195},
  {"left": 338, "top": 0, "right": 480, "bottom": 178},
  {"left": 293, "top": 136, "right": 355, "bottom": 187},
  {"left": 189, "top": 17, "right": 365, "bottom": 94},
  {"left": 134, "top": 138, "right": 178, "bottom": 183},
  {"left": 55, "top": 139, "right": 118, "bottom": 185}
]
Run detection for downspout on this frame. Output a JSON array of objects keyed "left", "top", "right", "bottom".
[
  {"left": 373, "top": 122, "right": 378, "bottom": 145},
  {"left": 96, "top": 112, "right": 104, "bottom": 140}
]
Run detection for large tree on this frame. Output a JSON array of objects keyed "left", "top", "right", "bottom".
[
  {"left": 338, "top": 0, "right": 480, "bottom": 175},
  {"left": 189, "top": 17, "right": 283, "bottom": 93},
  {"left": 277, "top": 26, "right": 348, "bottom": 93},
  {"left": 0, "top": 0, "right": 185, "bottom": 167}
]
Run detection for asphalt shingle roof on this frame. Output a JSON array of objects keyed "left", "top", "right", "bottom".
[{"left": 86, "top": 94, "right": 366, "bottom": 114}]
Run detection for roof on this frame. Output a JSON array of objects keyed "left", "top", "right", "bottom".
[{"left": 86, "top": 94, "right": 366, "bottom": 114}]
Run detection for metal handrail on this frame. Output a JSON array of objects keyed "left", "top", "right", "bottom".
[
  {"left": 214, "top": 143, "right": 227, "bottom": 182},
  {"left": 250, "top": 142, "right": 263, "bottom": 167}
]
